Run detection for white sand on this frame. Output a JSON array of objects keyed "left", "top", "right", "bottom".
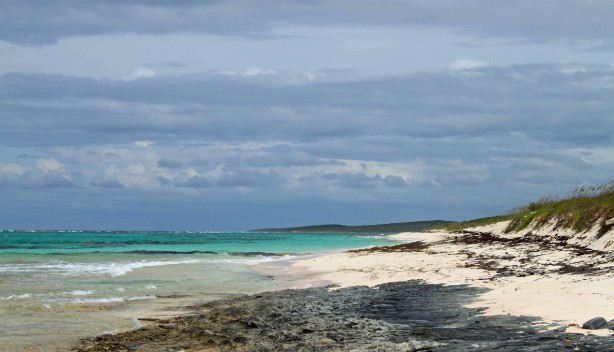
[{"left": 290, "top": 228, "right": 614, "bottom": 335}]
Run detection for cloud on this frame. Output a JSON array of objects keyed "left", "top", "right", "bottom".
[
  {"left": 134, "top": 140, "right": 154, "bottom": 148},
  {"left": 382, "top": 175, "right": 407, "bottom": 188},
  {"left": 2, "top": 62, "right": 614, "bottom": 228},
  {"left": 245, "top": 148, "right": 321, "bottom": 167},
  {"left": 157, "top": 158, "right": 182, "bottom": 169},
  {"left": 562, "top": 147, "right": 614, "bottom": 165},
  {"left": 322, "top": 172, "right": 380, "bottom": 189},
  {"left": 156, "top": 176, "right": 172, "bottom": 186},
  {"left": 2, "top": 1, "right": 614, "bottom": 46},
  {"left": 0, "top": 161, "right": 76, "bottom": 189},
  {"left": 124, "top": 67, "right": 156, "bottom": 81},
  {"left": 217, "top": 168, "right": 283, "bottom": 188},
  {"left": 559, "top": 63, "right": 586, "bottom": 75},
  {"left": 94, "top": 180, "right": 124, "bottom": 189},
  {"left": 448, "top": 59, "right": 488, "bottom": 71},
  {"left": 3, "top": 64, "right": 614, "bottom": 150},
  {"left": 39, "top": 174, "right": 77, "bottom": 188},
  {"left": 321, "top": 172, "right": 409, "bottom": 190},
  {"left": 242, "top": 67, "right": 277, "bottom": 77},
  {"left": 37, "top": 158, "right": 64, "bottom": 172},
  {"left": 0, "top": 163, "right": 25, "bottom": 175},
  {"left": 178, "top": 176, "right": 213, "bottom": 189}
]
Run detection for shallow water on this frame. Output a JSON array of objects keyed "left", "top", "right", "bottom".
[{"left": 0, "top": 230, "right": 394, "bottom": 351}]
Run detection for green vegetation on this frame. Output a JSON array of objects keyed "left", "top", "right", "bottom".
[
  {"left": 504, "top": 182, "right": 614, "bottom": 236},
  {"left": 251, "top": 220, "right": 452, "bottom": 233},
  {"left": 256, "top": 182, "right": 614, "bottom": 236},
  {"left": 433, "top": 215, "right": 515, "bottom": 232},
  {"left": 436, "top": 181, "right": 614, "bottom": 235}
]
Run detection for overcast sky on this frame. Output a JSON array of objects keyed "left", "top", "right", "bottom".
[{"left": 1, "top": 1, "right": 613, "bottom": 230}]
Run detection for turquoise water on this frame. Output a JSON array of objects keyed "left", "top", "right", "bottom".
[
  {"left": 0, "top": 230, "right": 395, "bottom": 351},
  {"left": 0, "top": 230, "right": 391, "bottom": 255}
]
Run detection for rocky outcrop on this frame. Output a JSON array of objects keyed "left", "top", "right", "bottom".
[
  {"left": 583, "top": 317, "right": 608, "bottom": 330},
  {"left": 74, "top": 280, "right": 614, "bottom": 351}
]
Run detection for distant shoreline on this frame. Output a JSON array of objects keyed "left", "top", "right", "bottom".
[{"left": 251, "top": 220, "right": 452, "bottom": 233}]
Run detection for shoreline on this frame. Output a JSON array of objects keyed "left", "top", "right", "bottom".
[
  {"left": 290, "top": 229, "right": 614, "bottom": 335},
  {"left": 73, "top": 227, "right": 614, "bottom": 350}
]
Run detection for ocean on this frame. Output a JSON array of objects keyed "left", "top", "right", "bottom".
[{"left": 0, "top": 230, "right": 397, "bottom": 351}]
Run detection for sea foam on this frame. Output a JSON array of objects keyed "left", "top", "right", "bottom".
[
  {"left": 68, "top": 290, "right": 94, "bottom": 296},
  {"left": 70, "top": 295, "right": 156, "bottom": 304},
  {"left": 0, "top": 293, "right": 32, "bottom": 300},
  {"left": 0, "top": 259, "right": 202, "bottom": 277}
]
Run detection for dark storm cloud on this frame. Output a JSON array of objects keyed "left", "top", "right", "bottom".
[
  {"left": 2, "top": 1, "right": 613, "bottom": 45},
  {"left": 157, "top": 158, "right": 182, "bottom": 169},
  {"left": 3, "top": 2, "right": 613, "bottom": 231},
  {"left": 4, "top": 63, "right": 613, "bottom": 152},
  {"left": 1, "top": 63, "right": 613, "bottom": 229}
]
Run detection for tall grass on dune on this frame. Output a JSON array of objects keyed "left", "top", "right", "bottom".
[
  {"left": 505, "top": 181, "right": 614, "bottom": 236},
  {"left": 435, "top": 181, "right": 614, "bottom": 235}
]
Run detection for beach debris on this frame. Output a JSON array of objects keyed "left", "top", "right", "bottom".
[
  {"left": 582, "top": 317, "right": 607, "bottom": 329},
  {"left": 348, "top": 241, "right": 430, "bottom": 253},
  {"left": 449, "top": 230, "right": 611, "bottom": 278}
]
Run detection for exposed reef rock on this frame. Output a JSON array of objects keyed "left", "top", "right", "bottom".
[{"left": 74, "top": 280, "right": 614, "bottom": 351}]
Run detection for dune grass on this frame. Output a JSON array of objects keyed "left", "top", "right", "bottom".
[
  {"left": 435, "top": 181, "right": 614, "bottom": 235},
  {"left": 504, "top": 182, "right": 614, "bottom": 235}
]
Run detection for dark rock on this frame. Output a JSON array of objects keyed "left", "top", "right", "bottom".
[
  {"left": 552, "top": 325, "right": 568, "bottom": 333},
  {"left": 605, "top": 319, "right": 614, "bottom": 330},
  {"left": 232, "top": 335, "right": 248, "bottom": 343},
  {"left": 582, "top": 317, "right": 607, "bottom": 329}
]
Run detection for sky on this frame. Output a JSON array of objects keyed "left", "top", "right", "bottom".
[{"left": 1, "top": 1, "right": 614, "bottom": 231}]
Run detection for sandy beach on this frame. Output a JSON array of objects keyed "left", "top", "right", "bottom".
[
  {"left": 290, "top": 227, "right": 614, "bottom": 335},
  {"left": 74, "top": 221, "right": 614, "bottom": 351},
  {"left": 291, "top": 224, "right": 614, "bottom": 336}
]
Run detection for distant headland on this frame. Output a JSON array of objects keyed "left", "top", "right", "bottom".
[{"left": 251, "top": 220, "right": 452, "bottom": 233}]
